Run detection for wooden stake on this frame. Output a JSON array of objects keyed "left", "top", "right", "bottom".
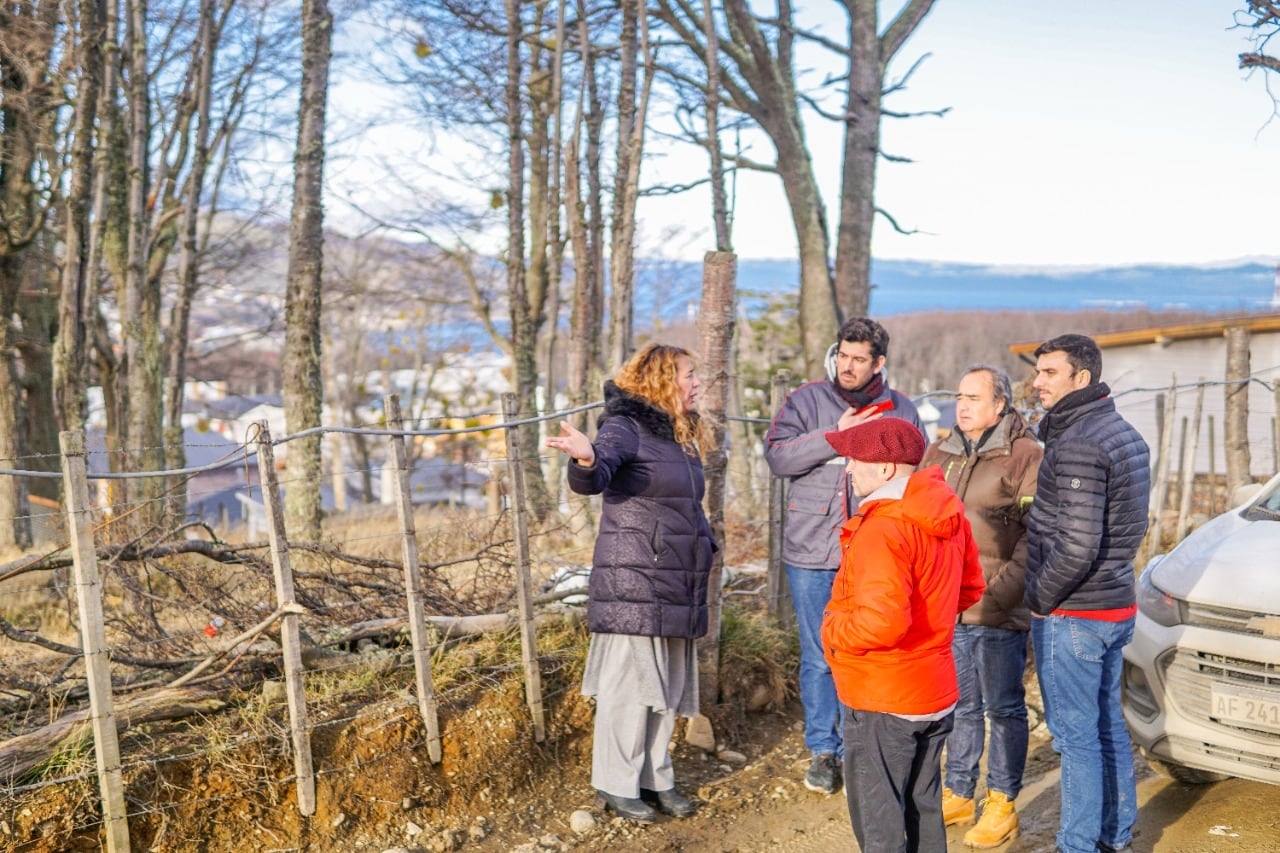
[
  {"left": 59, "top": 430, "right": 131, "bottom": 853},
  {"left": 1176, "top": 382, "right": 1205, "bottom": 542},
  {"left": 1208, "top": 415, "right": 1217, "bottom": 516},
  {"left": 385, "top": 395, "right": 442, "bottom": 762},
  {"left": 1147, "top": 378, "right": 1178, "bottom": 556},
  {"left": 257, "top": 425, "right": 315, "bottom": 815},
  {"left": 502, "top": 393, "right": 545, "bottom": 742}
]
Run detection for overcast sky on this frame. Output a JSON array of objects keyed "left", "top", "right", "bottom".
[{"left": 634, "top": 1, "right": 1279, "bottom": 267}]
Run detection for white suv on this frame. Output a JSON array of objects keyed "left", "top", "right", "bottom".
[{"left": 1123, "top": 471, "right": 1280, "bottom": 785}]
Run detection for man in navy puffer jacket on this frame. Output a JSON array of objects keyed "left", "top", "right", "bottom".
[{"left": 1025, "top": 333, "right": 1149, "bottom": 853}]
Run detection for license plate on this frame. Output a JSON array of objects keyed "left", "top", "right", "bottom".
[{"left": 1210, "top": 683, "right": 1280, "bottom": 732}]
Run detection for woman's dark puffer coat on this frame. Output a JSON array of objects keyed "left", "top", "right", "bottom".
[{"left": 567, "top": 382, "right": 716, "bottom": 638}]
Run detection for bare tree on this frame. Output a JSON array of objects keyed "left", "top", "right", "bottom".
[
  {"left": 55, "top": 0, "right": 107, "bottom": 443},
  {"left": 163, "top": 0, "right": 225, "bottom": 484},
  {"left": 283, "top": 0, "right": 334, "bottom": 541},
  {"left": 563, "top": 0, "right": 607, "bottom": 429},
  {"left": 1238, "top": 3, "right": 1280, "bottom": 74},
  {"left": 0, "top": 2, "right": 62, "bottom": 549},
  {"left": 118, "top": 0, "right": 169, "bottom": 529},
  {"left": 653, "top": 0, "right": 942, "bottom": 377}
]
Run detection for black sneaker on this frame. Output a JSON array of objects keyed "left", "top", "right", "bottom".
[{"left": 804, "top": 752, "right": 841, "bottom": 794}]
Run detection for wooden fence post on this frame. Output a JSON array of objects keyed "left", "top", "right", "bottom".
[
  {"left": 256, "top": 425, "right": 316, "bottom": 815},
  {"left": 1175, "top": 382, "right": 1206, "bottom": 542},
  {"left": 1173, "top": 416, "right": 1188, "bottom": 511},
  {"left": 1208, "top": 415, "right": 1218, "bottom": 515},
  {"left": 1224, "top": 326, "right": 1252, "bottom": 496},
  {"left": 330, "top": 433, "right": 347, "bottom": 513},
  {"left": 766, "top": 370, "right": 793, "bottom": 626},
  {"left": 502, "top": 393, "right": 546, "bottom": 742},
  {"left": 1274, "top": 383, "right": 1280, "bottom": 474},
  {"left": 1147, "top": 378, "right": 1177, "bottom": 557},
  {"left": 696, "top": 250, "right": 736, "bottom": 709},
  {"left": 59, "top": 430, "right": 131, "bottom": 853},
  {"left": 384, "top": 395, "right": 442, "bottom": 763}
]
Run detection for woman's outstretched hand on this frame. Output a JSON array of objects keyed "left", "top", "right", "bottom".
[{"left": 546, "top": 421, "right": 595, "bottom": 467}]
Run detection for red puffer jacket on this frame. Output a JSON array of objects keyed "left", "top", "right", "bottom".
[{"left": 821, "top": 466, "right": 985, "bottom": 715}]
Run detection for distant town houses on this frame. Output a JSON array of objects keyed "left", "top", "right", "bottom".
[{"left": 76, "top": 351, "right": 510, "bottom": 529}]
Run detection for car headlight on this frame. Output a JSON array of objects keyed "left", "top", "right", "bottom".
[{"left": 1137, "top": 564, "right": 1181, "bottom": 627}]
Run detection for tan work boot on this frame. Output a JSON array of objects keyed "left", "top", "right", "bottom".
[
  {"left": 941, "top": 787, "right": 975, "bottom": 826},
  {"left": 964, "top": 790, "right": 1019, "bottom": 848}
]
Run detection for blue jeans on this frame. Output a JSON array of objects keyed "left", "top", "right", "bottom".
[
  {"left": 1032, "top": 614, "right": 1137, "bottom": 853},
  {"left": 945, "top": 624, "right": 1029, "bottom": 799},
  {"left": 786, "top": 564, "right": 842, "bottom": 756}
]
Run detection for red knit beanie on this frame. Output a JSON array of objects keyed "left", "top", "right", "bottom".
[{"left": 825, "top": 418, "right": 925, "bottom": 464}]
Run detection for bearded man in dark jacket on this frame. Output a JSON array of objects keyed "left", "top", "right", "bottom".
[{"left": 1024, "top": 334, "right": 1150, "bottom": 853}]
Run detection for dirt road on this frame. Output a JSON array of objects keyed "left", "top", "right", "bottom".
[{"left": 540, "top": 715, "right": 1280, "bottom": 852}]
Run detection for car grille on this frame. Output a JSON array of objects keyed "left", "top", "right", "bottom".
[
  {"left": 1166, "top": 734, "right": 1280, "bottom": 775},
  {"left": 1183, "top": 601, "right": 1280, "bottom": 636},
  {"left": 1161, "top": 649, "right": 1280, "bottom": 737}
]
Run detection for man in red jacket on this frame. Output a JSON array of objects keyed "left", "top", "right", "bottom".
[{"left": 821, "top": 418, "right": 985, "bottom": 853}]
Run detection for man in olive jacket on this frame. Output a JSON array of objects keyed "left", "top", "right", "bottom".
[
  {"left": 920, "top": 365, "right": 1041, "bottom": 849},
  {"left": 1025, "top": 334, "right": 1150, "bottom": 853}
]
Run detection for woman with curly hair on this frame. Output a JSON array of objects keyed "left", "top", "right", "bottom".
[{"left": 546, "top": 342, "right": 717, "bottom": 823}]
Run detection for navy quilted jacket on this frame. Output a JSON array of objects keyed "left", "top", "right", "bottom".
[
  {"left": 567, "top": 382, "right": 716, "bottom": 638},
  {"left": 1025, "top": 383, "right": 1150, "bottom": 614}
]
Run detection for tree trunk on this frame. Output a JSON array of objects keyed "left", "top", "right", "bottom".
[
  {"left": 541, "top": 0, "right": 569, "bottom": 501},
  {"left": 702, "top": 0, "right": 731, "bottom": 251},
  {"left": 564, "top": 0, "right": 606, "bottom": 420},
  {"left": 164, "top": 0, "right": 219, "bottom": 496},
  {"left": 0, "top": 1, "right": 62, "bottom": 547},
  {"left": 283, "top": 0, "right": 333, "bottom": 542},
  {"left": 17, "top": 283, "right": 59, "bottom": 503},
  {"left": 0, "top": 281, "right": 27, "bottom": 550},
  {"left": 696, "top": 251, "right": 736, "bottom": 707},
  {"left": 564, "top": 138, "right": 596, "bottom": 428},
  {"left": 832, "top": 0, "right": 881, "bottom": 321},
  {"left": 504, "top": 0, "right": 553, "bottom": 522},
  {"left": 1224, "top": 326, "right": 1252, "bottom": 497},
  {"left": 606, "top": 0, "right": 639, "bottom": 374},
  {"left": 55, "top": 0, "right": 107, "bottom": 439},
  {"left": 120, "top": 0, "right": 168, "bottom": 536},
  {"left": 832, "top": 0, "right": 936, "bottom": 320}
]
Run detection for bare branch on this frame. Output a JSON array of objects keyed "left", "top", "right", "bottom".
[
  {"left": 875, "top": 206, "right": 925, "bottom": 236},
  {"left": 881, "top": 106, "right": 951, "bottom": 119},
  {"left": 881, "top": 0, "right": 938, "bottom": 61},
  {"left": 1241, "top": 51, "right": 1280, "bottom": 72}
]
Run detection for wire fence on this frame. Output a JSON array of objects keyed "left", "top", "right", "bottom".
[
  {"left": 0, "top": 387, "right": 789, "bottom": 852},
  {"left": 1, "top": 369, "right": 1278, "bottom": 850}
]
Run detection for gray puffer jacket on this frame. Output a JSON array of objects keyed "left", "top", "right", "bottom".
[
  {"left": 1025, "top": 383, "right": 1150, "bottom": 614},
  {"left": 568, "top": 382, "right": 716, "bottom": 638},
  {"left": 763, "top": 376, "right": 923, "bottom": 570}
]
